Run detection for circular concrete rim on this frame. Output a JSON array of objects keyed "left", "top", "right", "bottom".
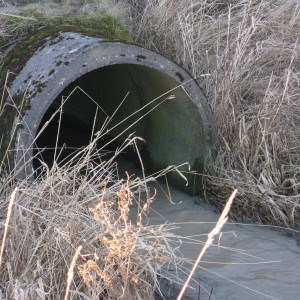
[{"left": 9, "top": 31, "right": 215, "bottom": 185}]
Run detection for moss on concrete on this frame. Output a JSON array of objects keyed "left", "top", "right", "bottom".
[
  {"left": 0, "top": 11, "right": 132, "bottom": 87},
  {"left": 0, "top": 9, "right": 132, "bottom": 51},
  {"left": 0, "top": 10, "right": 132, "bottom": 168}
]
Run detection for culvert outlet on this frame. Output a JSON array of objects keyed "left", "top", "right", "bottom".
[{"left": 0, "top": 30, "right": 215, "bottom": 194}]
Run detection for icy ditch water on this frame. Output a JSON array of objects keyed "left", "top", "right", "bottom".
[
  {"left": 148, "top": 189, "right": 300, "bottom": 300},
  {"left": 118, "top": 158, "right": 300, "bottom": 300}
]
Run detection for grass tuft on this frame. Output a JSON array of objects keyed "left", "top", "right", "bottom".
[
  {"left": 1, "top": 0, "right": 299, "bottom": 227},
  {"left": 125, "top": 0, "right": 300, "bottom": 227},
  {"left": 0, "top": 135, "right": 182, "bottom": 299}
]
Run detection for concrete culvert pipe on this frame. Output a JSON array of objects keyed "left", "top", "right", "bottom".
[{"left": 0, "top": 26, "right": 215, "bottom": 194}]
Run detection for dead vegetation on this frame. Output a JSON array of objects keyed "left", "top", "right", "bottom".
[
  {"left": 0, "top": 64, "right": 188, "bottom": 298},
  {"left": 0, "top": 0, "right": 299, "bottom": 227},
  {"left": 0, "top": 132, "right": 184, "bottom": 299},
  {"left": 1, "top": 1, "right": 300, "bottom": 298},
  {"left": 124, "top": 0, "right": 300, "bottom": 227}
]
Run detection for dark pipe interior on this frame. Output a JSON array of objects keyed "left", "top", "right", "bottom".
[{"left": 33, "top": 63, "right": 204, "bottom": 191}]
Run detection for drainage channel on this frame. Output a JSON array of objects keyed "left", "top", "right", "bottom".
[
  {"left": 1, "top": 22, "right": 299, "bottom": 300},
  {"left": 1, "top": 30, "right": 215, "bottom": 194}
]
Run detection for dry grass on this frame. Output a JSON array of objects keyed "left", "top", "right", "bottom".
[
  {"left": 0, "top": 69, "right": 190, "bottom": 298},
  {"left": 2, "top": 1, "right": 300, "bottom": 298},
  {"left": 1, "top": 1, "right": 299, "bottom": 225},
  {"left": 123, "top": 0, "right": 300, "bottom": 227},
  {"left": 2, "top": 0, "right": 299, "bottom": 227},
  {"left": 0, "top": 132, "right": 184, "bottom": 299}
]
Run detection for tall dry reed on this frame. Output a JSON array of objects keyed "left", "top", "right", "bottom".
[
  {"left": 1, "top": 0, "right": 299, "bottom": 226},
  {"left": 0, "top": 135, "right": 183, "bottom": 299},
  {"left": 124, "top": 0, "right": 300, "bottom": 227}
]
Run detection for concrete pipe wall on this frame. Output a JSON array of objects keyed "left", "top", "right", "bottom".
[{"left": 0, "top": 28, "right": 215, "bottom": 194}]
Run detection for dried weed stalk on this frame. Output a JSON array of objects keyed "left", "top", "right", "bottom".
[
  {"left": 1, "top": 0, "right": 299, "bottom": 227},
  {"left": 0, "top": 139, "right": 181, "bottom": 299},
  {"left": 125, "top": 0, "right": 300, "bottom": 227}
]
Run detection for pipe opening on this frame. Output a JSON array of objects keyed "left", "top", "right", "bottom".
[{"left": 33, "top": 63, "right": 205, "bottom": 192}]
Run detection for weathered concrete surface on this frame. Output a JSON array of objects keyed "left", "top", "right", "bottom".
[{"left": 1, "top": 31, "right": 216, "bottom": 193}]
